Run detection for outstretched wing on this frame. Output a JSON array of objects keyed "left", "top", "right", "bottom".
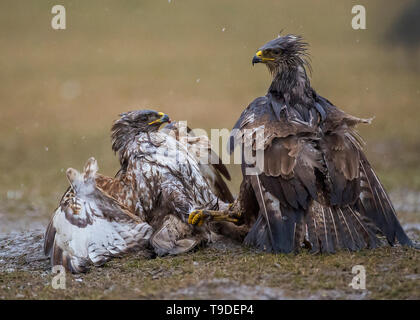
[
  {"left": 357, "top": 152, "right": 412, "bottom": 246},
  {"left": 317, "top": 95, "right": 412, "bottom": 247},
  {"left": 231, "top": 95, "right": 410, "bottom": 253},
  {"left": 44, "top": 158, "right": 153, "bottom": 273}
]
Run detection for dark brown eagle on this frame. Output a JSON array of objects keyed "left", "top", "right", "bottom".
[
  {"left": 189, "top": 35, "right": 413, "bottom": 253},
  {"left": 45, "top": 110, "right": 234, "bottom": 272}
]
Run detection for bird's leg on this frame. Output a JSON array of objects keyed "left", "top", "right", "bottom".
[{"left": 188, "top": 203, "right": 241, "bottom": 226}]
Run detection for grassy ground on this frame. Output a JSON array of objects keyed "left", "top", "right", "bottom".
[
  {"left": 0, "top": 0, "right": 419, "bottom": 299},
  {"left": 1, "top": 235, "right": 418, "bottom": 300}
]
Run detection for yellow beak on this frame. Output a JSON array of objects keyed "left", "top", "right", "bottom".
[
  {"left": 252, "top": 50, "right": 275, "bottom": 64},
  {"left": 148, "top": 112, "right": 170, "bottom": 125}
]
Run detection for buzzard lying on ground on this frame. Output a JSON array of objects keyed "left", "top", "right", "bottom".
[
  {"left": 189, "top": 35, "right": 413, "bottom": 253},
  {"left": 44, "top": 110, "right": 234, "bottom": 272},
  {"left": 44, "top": 158, "right": 153, "bottom": 273}
]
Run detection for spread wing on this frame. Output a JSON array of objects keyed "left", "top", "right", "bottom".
[
  {"left": 319, "top": 96, "right": 412, "bottom": 247},
  {"left": 230, "top": 95, "right": 411, "bottom": 253},
  {"left": 357, "top": 152, "right": 412, "bottom": 246},
  {"left": 44, "top": 158, "right": 153, "bottom": 273}
]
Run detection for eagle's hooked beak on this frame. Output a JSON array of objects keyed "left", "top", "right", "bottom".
[
  {"left": 252, "top": 51, "right": 263, "bottom": 65},
  {"left": 148, "top": 112, "right": 171, "bottom": 126},
  {"left": 252, "top": 50, "right": 275, "bottom": 65}
]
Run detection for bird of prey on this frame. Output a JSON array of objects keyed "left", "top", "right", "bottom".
[
  {"left": 44, "top": 157, "right": 153, "bottom": 273},
  {"left": 109, "top": 110, "right": 234, "bottom": 255},
  {"left": 160, "top": 121, "right": 234, "bottom": 204},
  {"left": 189, "top": 35, "right": 413, "bottom": 253},
  {"left": 45, "top": 110, "right": 234, "bottom": 272}
]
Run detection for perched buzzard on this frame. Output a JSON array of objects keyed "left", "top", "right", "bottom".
[
  {"left": 45, "top": 110, "right": 234, "bottom": 272},
  {"left": 189, "top": 35, "right": 413, "bottom": 253}
]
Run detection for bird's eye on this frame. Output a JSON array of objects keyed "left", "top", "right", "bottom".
[{"left": 272, "top": 49, "right": 281, "bottom": 55}]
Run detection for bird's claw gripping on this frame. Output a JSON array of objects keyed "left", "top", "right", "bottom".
[{"left": 188, "top": 209, "right": 239, "bottom": 226}]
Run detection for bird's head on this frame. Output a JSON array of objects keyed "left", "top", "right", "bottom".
[
  {"left": 116, "top": 109, "right": 171, "bottom": 133},
  {"left": 111, "top": 109, "right": 171, "bottom": 158},
  {"left": 252, "top": 34, "right": 310, "bottom": 75}
]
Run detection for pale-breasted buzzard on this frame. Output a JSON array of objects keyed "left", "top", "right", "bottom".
[
  {"left": 44, "top": 157, "right": 153, "bottom": 273},
  {"left": 44, "top": 110, "right": 234, "bottom": 272}
]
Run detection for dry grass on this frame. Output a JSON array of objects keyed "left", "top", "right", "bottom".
[{"left": 0, "top": 243, "right": 418, "bottom": 300}]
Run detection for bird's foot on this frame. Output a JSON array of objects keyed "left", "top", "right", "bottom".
[{"left": 188, "top": 209, "right": 238, "bottom": 226}]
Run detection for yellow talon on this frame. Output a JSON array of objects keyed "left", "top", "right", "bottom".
[
  {"left": 188, "top": 209, "right": 239, "bottom": 226},
  {"left": 188, "top": 211, "right": 194, "bottom": 224},
  {"left": 191, "top": 211, "right": 204, "bottom": 225},
  {"left": 188, "top": 210, "right": 204, "bottom": 225}
]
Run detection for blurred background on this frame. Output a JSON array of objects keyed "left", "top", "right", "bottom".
[{"left": 1, "top": 0, "right": 420, "bottom": 232}]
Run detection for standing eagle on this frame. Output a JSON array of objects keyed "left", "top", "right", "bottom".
[
  {"left": 189, "top": 35, "right": 413, "bottom": 253},
  {"left": 45, "top": 110, "right": 235, "bottom": 272}
]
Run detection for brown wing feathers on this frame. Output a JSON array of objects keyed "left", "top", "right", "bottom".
[
  {"left": 357, "top": 153, "right": 412, "bottom": 246},
  {"left": 234, "top": 88, "right": 412, "bottom": 253}
]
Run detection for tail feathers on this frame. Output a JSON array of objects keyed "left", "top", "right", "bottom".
[
  {"left": 245, "top": 201, "right": 386, "bottom": 254},
  {"left": 244, "top": 213, "right": 274, "bottom": 252},
  {"left": 358, "top": 154, "right": 413, "bottom": 246},
  {"left": 50, "top": 240, "right": 90, "bottom": 273},
  {"left": 271, "top": 206, "right": 304, "bottom": 253},
  {"left": 244, "top": 206, "right": 304, "bottom": 253},
  {"left": 305, "top": 203, "right": 385, "bottom": 253},
  {"left": 307, "top": 202, "right": 337, "bottom": 253}
]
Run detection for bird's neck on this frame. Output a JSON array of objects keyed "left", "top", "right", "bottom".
[{"left": 268, "top": 64, "right": 312, "bottom": 105}]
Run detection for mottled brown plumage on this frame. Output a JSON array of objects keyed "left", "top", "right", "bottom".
[
  {"left": 44, "top": 158, "right": 153, "bottom": 273},
  {"left": 45, "top": 110, "right": 233, "bottom": 272},
  {"left": 191, "top": 34, "right": 413, "bottom": 253}
]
